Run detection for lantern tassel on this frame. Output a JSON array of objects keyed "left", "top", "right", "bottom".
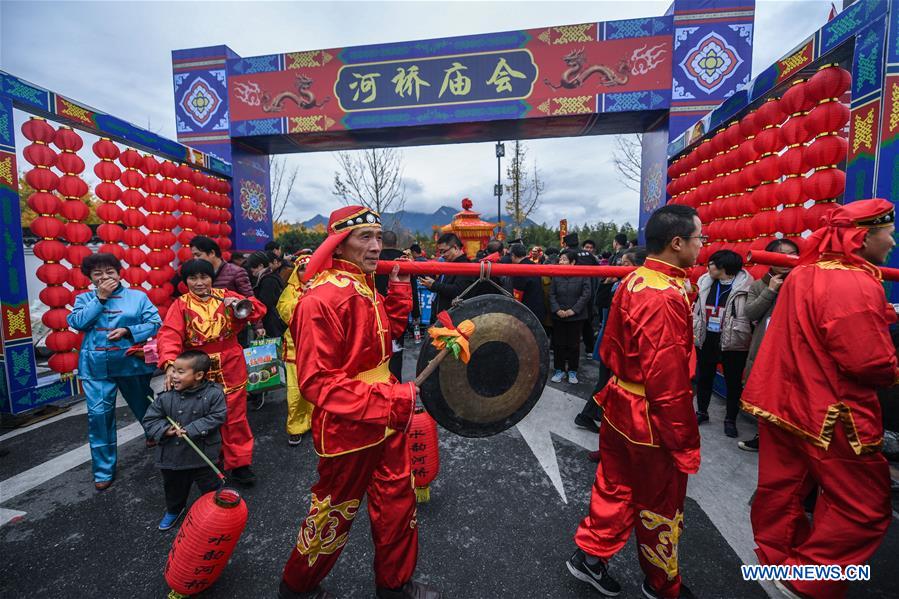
[{"left": 415, "top": 486, "right": 431, "bottom": 503}]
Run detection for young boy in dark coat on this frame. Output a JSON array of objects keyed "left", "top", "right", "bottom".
[{"left": 143, "top": 349, "right": 227, "bottom": 530}]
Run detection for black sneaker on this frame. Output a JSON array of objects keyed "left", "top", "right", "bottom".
[
  {"left": 574, "top": 413, "right": 600, "bottom": 433},
  {"left": 738, "top": 434, "right": 759, "bottom": 452},
  {"left": 696, "top": 411, "right": 709, "bottom": 425},
  {"left": 230, "top": 465, "right": 256, "bottom": 486},
  {"left": 566, "top": 549, "right": 621, "bottom": 596},
  {"left": 641, "top": 579, "right": 695, "bottom": 599}
]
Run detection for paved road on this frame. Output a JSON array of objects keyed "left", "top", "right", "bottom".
[{"left": 1, "top": 344, "right": 897, "bottom": 598}]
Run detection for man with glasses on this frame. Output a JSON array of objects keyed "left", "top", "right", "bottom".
[
  {"left": 418, "top": 233, "right": 475, "bottom": 321},
  {"left": 567, "top": 204, "right": 703, "bottom": 599}
]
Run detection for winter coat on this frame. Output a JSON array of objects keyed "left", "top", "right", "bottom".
[
  {"left": 253, "top": 270, "right": 287, "bottom": 338},
  {"left": 143, "top": 380, "right": 227, "bottom": 470},
  {"left": 511, "top": 258, "right": 546, "bottom": 322},
  {"left": 550, "top": 275, "right": 592, "bottom": 322},
  {"left": 743, "top": 273, "right": 780, "bottom": 379},
  {"left": 213, "top": 261, "right": 255, "bottom": 297},
  {"left": 67, "top": 285, "right": 160, "bottom": 380},
  {"left": 693, "top": 270, "right": 754, "bottom": 351},
  {"left": 429, "top": 254, "right": 475, "bottom": 319}
]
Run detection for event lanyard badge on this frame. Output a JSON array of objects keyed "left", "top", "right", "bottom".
[{"left": 707, "top": 283, "right": 725, "bottom": 333}]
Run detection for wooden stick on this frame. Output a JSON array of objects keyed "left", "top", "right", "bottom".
[
  {"left": 164, "top": 415, "right": 226, "bottom": 481},
  {"left": 414, "top": 348, "right": 449, "bottom": 387}
]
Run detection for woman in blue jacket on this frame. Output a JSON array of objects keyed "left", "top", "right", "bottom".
[{"left": 67, "top": 253, "right": 161, "bottom": 490}]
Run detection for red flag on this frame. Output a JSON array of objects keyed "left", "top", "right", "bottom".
[{"left": 828, "top": 2, "right": 838, "bottom": 21}]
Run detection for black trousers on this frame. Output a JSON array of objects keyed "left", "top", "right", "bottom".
[
  {"left": 553, "top": 320, "right": 582, "bottom": 371},
  {"left": 696, "top": 335, "right": 748, "bottom": 422},
  {"left": 161, "top": 467, "right": 221, "bottom": 514},
  {"left": 581, "top": 317, "right": 596, "bottom": 353}
]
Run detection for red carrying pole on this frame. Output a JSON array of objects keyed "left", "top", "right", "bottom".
[
  {"left": 748, "top": 250, "right": 899, "bottom": 282},
  {"left": 375, "top": 260, "right": 634, "bottom": 278}
]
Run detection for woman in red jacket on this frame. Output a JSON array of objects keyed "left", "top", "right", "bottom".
[{"left": 157, "top": 259, "right": 266, "bottom": 486}]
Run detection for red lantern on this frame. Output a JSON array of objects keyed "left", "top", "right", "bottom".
[
  {"left": 96, "top": 203, "right": 123, "bottom": 223},
  {"left": 23, "top": 143, "right": 57, "bottom": 168},
  {"left": 755, "top": 98, "right": 785, "bottom": 127},
  {"left": 177, "top": 246, "right": 194, "bottom": 262},
  {"left": 751, "top": 236, "right": 776, "bottom": 251},
  {"left": 739, "top": 110, "right": 761, "bottom": 138},
  {"left": 48, "top": 351, "right": 79, "bottom": 374},
  {"left": 92, "top": 138, "right": 120, "bottom": 161},
  {"left": 28, "top": 192, "right": 60, "bottom": 215},
  {"left": 806, "top": 101, "right": 849, "bottom": 135},
  {"left": 408, "top": 409, "right": 440, "bottom": 502},
  {"left": 31, "top": 216, "right": 65, "bottom": 239},
  {"left": 58, "top": 176, "right": 89, "bottom": 199},
  {"left": 804, "top": 135, "right": 848, "bottom": 169},
  {"left": 753, "top": 127, "right": 782, "bottom": 155},
  {"left": 68, "top": 268, "right": 91, "bottom": 290},
  {"left": 751, "top": 183, "right": 780, "bottom": 211},
  {"left": 780, "top": 114, "right": 812, "bottom": 146},
  {"left": 777, "top": 176, "right": 806, "bottom": 206},
  {"left": 96, "top": 182, "right": 122, "bottom": 203},
  {"left": 94, "top": 160, "right": 121, "bottom": 182},
  {"left": 22, "top": 118, "right": 56, "bottom": 144},
  {"left": 99, "top": 243, "right": 125, "bottom": 260},
  {"left": 123, "top": 266, "right": 148, "bottom": 287},
  {"left": 57, "top": 151, "right": 85, "bottom": 175},
  {"left": 122, "top": 208, "right": 146, "bottom": 228},
  {"left": 42, "top": 308, "right": 70, "bottom": 330},
  {"left": 40, "top": 285, "right": 73, "bottom": 308},
  {"left": 65, "top": 222, "right": 92, "bottom": 244},
  {"left": 751, "top": 210, "right": 778, "bottom": 236},
  {"left": 125, "top": 247, "right": 146, "bottom": 266},
  {"left": 66, "top": 244, "right": 92, "bottom": 267},
  {"left": 779, "top": 145, "right": 806, "bottom": 177},
  {"left": 143, "top": 154, "right": 161, "bottom": 175},
  {"left": 147, "top": 287, "right": 171, "bottom": 306},
  {"left": 98, "top": 223, "right": 124, "bottom": 242},
  {"left": 805, "top": 200, "right": 836, "bottom": 230},
  {"left": 754, "top": 155, "right": 781, "bottom": 183},
  {"left": 34, "top": 240, "right": 67, "bottom": 262},
  {"left": 46, "top": 330, "right": 78, "bottom": 353},
  {"left": 804, "top": 168, "right": 846, "bottom": 201},
  {"left": 806, "top": 65, "right": 851, "bottom": 104},
  {"left": 780, "top": 79, "right": 814, "bottom": 114},
  {"left": 777, "top": 206, "right": 806, "bottom": 235},
  {"left": 121, "top": 168, "right": 145, "bottom": 189},
  {"left": 25, "top": 168, "right": 59, "bottom": 192},
  {"left": 164, "top": 488, "right": 248, "bottom": 597},
  {"left": 37, "top": 263, "right": 69, "bottom": 285}
]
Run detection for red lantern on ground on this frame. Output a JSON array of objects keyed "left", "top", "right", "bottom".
[
  {"left": 164, "top": 488, "right": 248, "bottom": 596},
  {"left": 409, "top": 409, "right": 440, "bottom": 502}
]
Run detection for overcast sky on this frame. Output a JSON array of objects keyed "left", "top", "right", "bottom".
[{"left": 2, "top": 0, "right": 833, "bottom": 227}]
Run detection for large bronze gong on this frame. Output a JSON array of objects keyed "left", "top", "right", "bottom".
[{"left": 416, "top": 294, "right": 549, "bottom": 437}]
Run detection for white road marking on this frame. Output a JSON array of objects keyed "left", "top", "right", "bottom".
[
  {"left": 516, "top": 385, "right": 597, "bottom": 504},
  {"left": 0, "top": 421, "right": 144, "bottom": 507}
]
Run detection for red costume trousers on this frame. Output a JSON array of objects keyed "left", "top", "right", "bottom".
[
  {"left": 221, "top": 387, "right": 253, "bottom": 470},
  {"left": 282, "top": 430, "right": 418, "bottom": 592},
  {"left": 575, "top": 423, "right": 688, "bottom": 598},
  {"left": 752, "top": 421, "right": 890, "bottom": 599}
]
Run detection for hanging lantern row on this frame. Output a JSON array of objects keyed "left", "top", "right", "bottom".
[
  {"left": 22, "top": 118, "right": 235, "bottom": 372},
  {"left": 667, "top": 65, "right": 851, "bottom": 267}
]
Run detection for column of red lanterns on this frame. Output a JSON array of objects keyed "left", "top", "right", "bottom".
[
  {"left": 802, "top": 64, "right": 852, "bottom": 224},
  {"left": 54, "top": 126, "right": 92, "bottom": 294},
  {"left": 119, "top": 149, "right": 148, "bottom": 289},
  {"left": 92, "top": 138, "right": 125, "bottom": 260}
]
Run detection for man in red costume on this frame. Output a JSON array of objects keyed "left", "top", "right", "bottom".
[
  {"left": 280, "top": 206, "right": 439, "bottom": 599},
  {"left": 567, "top": 204, "right": 702, "bottom": 599},
  {"left": 742, "top": 199, "right": 897, "bottom": 599}
]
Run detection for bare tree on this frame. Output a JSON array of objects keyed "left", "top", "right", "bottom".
[
  {"left": 612, "top": 133, "right": 643, "bottom": 193},
  {"left": 504, "top": 141, "right": 544, "bottom": 238},
  {"left": 270, "top": 156, "right": 300, "bottom": 222},
  {"left": 332, "top": 148, "right": 406, "bottom": 226}
]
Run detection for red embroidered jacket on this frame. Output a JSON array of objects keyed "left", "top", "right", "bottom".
[
  {"left": 292, "top": 259, "right": 416, "bottom": 457},
  {"left": 595, "top": 258, "right": 701, "bottom": 473},
  {"left": 742, "top": 257, "right": 899, "bottom": 454}
]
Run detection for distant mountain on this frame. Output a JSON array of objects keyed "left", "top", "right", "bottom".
[{"left": 301, "top": 205, "right": 536, "bottom": 235}]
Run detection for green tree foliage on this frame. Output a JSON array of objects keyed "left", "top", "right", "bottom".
[
  {"left": 516, "top": 221, "right": 637, "bottom": 252},
  {"left": 275, "top": 226, "right": 328, "bottom": 253}
]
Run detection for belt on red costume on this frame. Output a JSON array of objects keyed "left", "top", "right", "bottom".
[{"left": 611, "top": 375, "right": 646, "bottom": 397}]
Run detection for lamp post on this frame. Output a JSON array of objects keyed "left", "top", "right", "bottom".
[{"left": 495, "top": 141, "right": 505, "bottom": 237}]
